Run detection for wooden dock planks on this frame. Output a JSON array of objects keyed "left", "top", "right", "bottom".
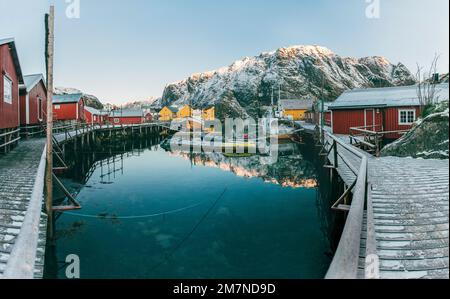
[
  {"left": 0, "top": 138, "right": 47, "bottom": 279},
  {"left": 322, "top": 132, "right": 449, "bottom": 279}
]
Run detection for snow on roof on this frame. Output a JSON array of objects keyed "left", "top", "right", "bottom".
[
  {"left": 22, "top": 74, "right": 46, "bottom": 92},
  {"left": 53, "top": 93, "right": 83, "bottom": 104},
  {"left": 279, "top": 99, "right": 314, "bottom": 110},
  {"left": 168, "top": 106, "right": 179, "bottom": 113},
  {"left": 109, "top": 109, "right": 144, "bottom": 118},
  {"left": 84, "top": 106, "right": 102, "bottom": 115},
  {"left": 0, "top": 38, "right": 24, "bottom": 84},
  {"left": 329, "top": 84, "right": 449, "bottom": 110}
]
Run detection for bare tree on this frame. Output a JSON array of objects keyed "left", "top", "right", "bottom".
[{"left": 416, "top": 54, "right": 440, "bottom": 112}]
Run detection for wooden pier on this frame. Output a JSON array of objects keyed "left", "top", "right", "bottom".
[
  {"left": 0, "top": 122, "right": 171, "bottom": 279},
  {"left": 0, "top": 139, "right": 47, "bottom": 279},
  {"left": 314, "top": 126, "right": 449, "bottom": 279}
]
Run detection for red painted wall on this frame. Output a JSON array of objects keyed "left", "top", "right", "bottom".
[
  {"left": 324, "top": 112, "right": 331, "bottom": 126},
  {"left": 332, "top": 110, "right": 366, "bottom": 134},
  {"left": 20, "top": 81, "right": 47, "bottom": 125},
  {"left": 0, "top": 44, "right": 20, "bottom": 129},
  {"left": 332, "top": 107, "right": 420, "bottom": 139},
  {"left": 383, "top": 106, "right": 421, "bottom": 139},
  {"left": 108, "top": 116, "right": 144, "bottom": 125},
  {"left": 84, "top": 108, "right": 105, "bottom": 125},
  {"left": 53, "top": 100, "right": 84, "bottom": 121}
]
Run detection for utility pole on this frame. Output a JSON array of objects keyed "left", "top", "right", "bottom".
[{"left": 45, "top": 5, "right": 55, "bottom": 239}]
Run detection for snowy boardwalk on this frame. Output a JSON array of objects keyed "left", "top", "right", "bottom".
[
  {"left": 321, "top": 131, "right": 449, "bottom": 279},
  {"left": 366, "top": 157, "right": 449, "bottom": 279},
  {"left": 0, "top": 138, "right": 47, "bottom": 279}
]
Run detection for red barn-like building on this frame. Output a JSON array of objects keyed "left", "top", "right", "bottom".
[
  {"left": 19, "top": 74, "right": 47, "bottom": 126},
  {"left": 108, "top": 109, "right": 145, "bottom": 125},
  {"left": 329, "top": 84, "right": 449, "bottom": 139},
  {"left": 53, "top": 93, "right": 85, "bottom": 122},
  {"left": 84, "top": 106, "right": 107, "bottom": 125},
  {"left": 0, "top": 38, "right": 23, "bottom": 131}
]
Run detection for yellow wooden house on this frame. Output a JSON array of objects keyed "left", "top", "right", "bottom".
[
  {"left": 176, "top": 105, "right": 193, "bottom": 119},
  {"left": 159, "top": 106, "right": 178, "bottom": 121},
  {"left": 202, "top": 106, "right": 215, "bottom": 121},
  {"left": 278, "top": 100, "right": 314, "bottom": 121}
]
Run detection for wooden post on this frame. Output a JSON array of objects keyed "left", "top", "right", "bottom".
[
  {"left": 333, "top": 140, "right": 338, "bottom": 169},
  {"left": 45, "top": 6, "right": 55, "bottom": 239}
]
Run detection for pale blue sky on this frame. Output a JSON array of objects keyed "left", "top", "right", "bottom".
[{"left": 1, "top": 0, "right": 448, "bottom": 104}]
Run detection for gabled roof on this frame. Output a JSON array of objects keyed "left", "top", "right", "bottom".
[
  {"left": 84, "top": 106, "right": 102, "bottom": 115},
  {"left": 53, "top": 93, "right": 83, "bottom": 104},
  {"left": 21, "top": 74, "right": 46, "bottom": 93},
  {"left": 168, "top": 106, "right": 179, "bottom": 113},
  {"left": 329, "top": 84, "right": 449, "bottom": 110},
  {"left": 109, "top": 109, "right": 144, "bottom": 118},
  {"left": 0, "top": 38, "right": 24, "bottom": 84},
  {"left": 279, "top": 99, "right": 314, "bottom": 110},
  {"left": 314, "top": 101, "right": 331, "bottom": 112}
]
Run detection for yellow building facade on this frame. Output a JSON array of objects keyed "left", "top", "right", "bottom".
[
  {"left": 202, "top": 107, "right": 215, "bottom": 121},
  {"left": 176, "top": 105, "right": 192, "bottom": 119},
  {"left": 159, "top": 107, "right": 177, "bottom": 121},
  {"left": 282, "top": 109, "right": 308, "bottom": 121},
  {"left": 279, "top": 100, "right": 314, "bottom": 121}
]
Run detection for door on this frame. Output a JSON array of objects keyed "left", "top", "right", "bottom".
[{"left": 365, "top": 109, "right": 375, "bottom": 131}]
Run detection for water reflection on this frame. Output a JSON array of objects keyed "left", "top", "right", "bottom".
[{"left": 46, "top": 133, "right": 341, "bottom": 279}]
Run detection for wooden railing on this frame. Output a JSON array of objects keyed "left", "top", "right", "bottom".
[
  {"left": 324, "top": 132, "right": 378, "bottom": 279},
  {"left": 20, "top": 124, "right": 46, "bottom": 138},
  {"left": 3, "top": 145, "right": 47, "bottom": 278},
  {"left": 0, "top": 128, "right": 21, "bottom": 153},
  {"left": 350, "top": 125, "right": 410, "bottom": 157}
]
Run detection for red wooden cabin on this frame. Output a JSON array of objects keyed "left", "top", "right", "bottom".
[
  {"left": 19, "top": 74, "right": 47, "bottom": 126},
  {"left": 145, "top": 112, "right": 153, "bottom": 123},
  {"left": 0, "top": 38, "right": 23, "bottom": 131},
  {"left": 84, "top": 106, "right": 107, "bottom": 125},
  {"left": 53, "top": 93, "right": 85, "bottom": 122},
  {"left": 329, "top": 84, "right": 449, "bottom": 139},
  {"left": 108, "top": 109, "right": 145, "bottom": 125}
]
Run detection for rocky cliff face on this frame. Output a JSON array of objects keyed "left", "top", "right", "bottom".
[
  {"left": 161, "top": 45, "right": 416, "bottom": 118},
  {"left": 381, "top": 101, "right": 449, "bottom": 159},
  {"left": 54, "top": 87, "right": 104, "bottom": 110}
]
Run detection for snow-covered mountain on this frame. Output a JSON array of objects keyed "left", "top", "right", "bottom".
[
  {"left": 54, "top": 87, "right": 104, "bottom": 109},
  {"left": 161, "top": 45, "right": 416, "bottom": 118},
  {"left": 122, "top": 97, "right": 161, "bottom": 109}
]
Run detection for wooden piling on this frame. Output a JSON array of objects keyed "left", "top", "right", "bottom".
[{"left": 45, "top": 6, "right": 55, "bottom": 239}]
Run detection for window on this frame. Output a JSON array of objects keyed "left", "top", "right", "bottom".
[
  {"left": 3, "top": 75, "right": 13, "bottom": 104},
  {"left": 114, "top": 118, "right": 120, "bottom": 124},
  {"left": 38, "top": 98, "right": 43, "bottom": 120},
  {"left": 55, "top": 105, "right": 61, "bottom": 110},
  {"left": 399, "top": 109, "right": 416, "bottom": 125}
]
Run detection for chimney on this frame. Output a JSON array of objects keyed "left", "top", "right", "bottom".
[{"left": 433, "top": 73, "right": 440, "bottom": 84}]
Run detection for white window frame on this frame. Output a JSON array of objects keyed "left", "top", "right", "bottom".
[
  {"left": 54, "top": 104, "right": 61, "bottom": 110},
  {"left": 114, "top": 118, "right": 120, "bottom": 124},
  {"left": 3, "top": 75, "right": 13, "bottom": 104},
  {"left": 38, "top": 97, "right": 43, "bottom": 121},
  {"left": 398, "top": 109, "right": 416, "bottom": 125}
]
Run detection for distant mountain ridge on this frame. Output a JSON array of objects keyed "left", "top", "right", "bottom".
[
  {"left": 122, "top": 97, "right": 161, "bottom": 110},
  {"left": 54, "top": 87, "right": 104, "bottom": 110},
  {"left": 161, "top": 45, "right": 416, "bottom": 118}
]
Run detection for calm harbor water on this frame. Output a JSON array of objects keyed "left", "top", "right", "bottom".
[{"left": 45, "top": 134, "right": 340, "bottom": 279}]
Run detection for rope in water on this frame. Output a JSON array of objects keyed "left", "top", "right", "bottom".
[{"left": 63, "top": 200, "right": 210, "bottom": 220}]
